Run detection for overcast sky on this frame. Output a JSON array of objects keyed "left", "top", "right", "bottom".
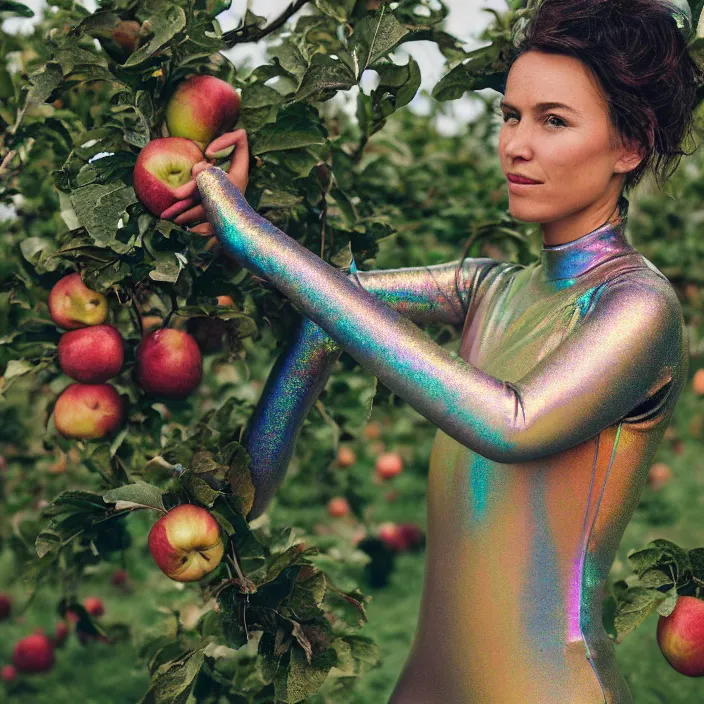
[{"left": 3, "top": 0, "right": 509, "bottom": 132}]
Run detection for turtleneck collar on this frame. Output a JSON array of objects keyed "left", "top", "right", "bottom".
[{"left": 540, "top": 196, "right": 635, "bottom": 282}]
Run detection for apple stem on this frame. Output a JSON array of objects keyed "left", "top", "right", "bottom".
[
  {"left": 162, "top": 291, "right": 178, "bottom": 329},
  {"left": 130, "top": 296, "right": 143, "bottom": 337}
]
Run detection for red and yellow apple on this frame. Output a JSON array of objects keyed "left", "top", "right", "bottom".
[
  {"left": 327, "top": 497, "right": 351, "bottom": 518},
  {"left": 133, "top": 137, "right": 204, "bottom": 216},
  {"left": 375, "top": 451, "right": 403, "bottom": 480},
  {"left": 54, "top": 383, "right": 125, "bottom": 439},
  {"left": 335, "top": 445, "right": 356, "bottom": 468},
  {"left": 48, "top": 273, "right": 107, "bottom": 329},
  {"left": 136, "top": 328, "right": 202, "bottom": 398},
  {"left": 165, "top": 75, "right": 241, "bottom": 148},
  {"left": 83, "top": 597, "right": 105, "bottom": 618},
  {"left": 657, "top": 595, "right": 704, "bottom": 676},
  {"left": 12, "top": 632, "right": 55, "bottom": 674},
  {"left": 148, "top": 504, "right": 224, "bottom": 582},
  {"left": 58, "top": 324, "right": 124, "bottom": 383},
  {"left": 647, "top": 462, "right": 672, "bottom": 492}
]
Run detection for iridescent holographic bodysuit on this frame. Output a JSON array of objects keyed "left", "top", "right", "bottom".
[{"left": 195, "top": 168, "right": 688, "bottom": 704}]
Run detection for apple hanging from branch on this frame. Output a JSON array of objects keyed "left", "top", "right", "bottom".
[
  {"left": 48, "top": 273, "right": 108, "bottom": 329},
  {"left": 58, "top": 324, "right": 124, "bottom": 383},
  {"left": 54, "top": 383, "right": 125, "bottom": 439},
  {"left": 148, "top": 504, "right": 225, "bottom": 582},
  {"left": 165, "top": 75, "right": 241, "bottom": 149}
]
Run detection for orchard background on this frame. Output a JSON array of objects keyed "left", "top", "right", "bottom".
[{"left": 2, "top": 0, "right": 704, "bottom": 702}]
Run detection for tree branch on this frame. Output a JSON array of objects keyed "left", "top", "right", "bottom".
[{"left": 221, "top": 0, "right": 311, "bottom": 48}]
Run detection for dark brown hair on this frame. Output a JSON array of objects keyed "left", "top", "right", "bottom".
[{"left": 454, "top": 0, "right": 704, "bottom": 300}]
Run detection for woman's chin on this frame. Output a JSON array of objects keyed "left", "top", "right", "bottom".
[{"left": 507, "top": 199, "right": 545, "bottom": 223}]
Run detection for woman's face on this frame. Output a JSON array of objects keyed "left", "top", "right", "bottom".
[{"left": 498, "top": 50, "right": 643, "bottom": 244}]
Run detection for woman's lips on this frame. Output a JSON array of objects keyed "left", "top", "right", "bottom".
[{"left": 507, "top": 174, "right": 541, "bottom": 184}]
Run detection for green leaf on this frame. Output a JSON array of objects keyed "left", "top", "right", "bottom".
[
  {"left": 2, "top": 358, "right": 34, "bottom": 380},
  {"left": 274, "top": 644, "right": 337, "bottom": 703},
  {"left": 103, "top": 482, "right": 167, "bottom": 512},
  {"left": 179, "top": 470, "right": 222, "bottom": 507},
  {"left": 350, "top": 12, "right": 410, "bottom": 77},
  {"left": 0, "top": 0, "right": 34, "bottom": 18},
  {"left": 369, "top": 56, "right": 422, "bottom": 132},
  {"left": 69, "top": 182, "right": 138, "bottom": 251},
  {"left": 432, "top": 43, "right": 507, "bottom": 102},
  {"left": 290, "top": 54, "right": 356, "bottom": 104},
  {"left": 24, "top": 61, "right": 63, "bottom": 107},
  {"left": 140, "top": 649, "right": 205, "bottom": 704},
  {"left": 613, "top": 586, "right": 667, "bottom": 643},
  {"left": 123, "top": 4, "right": 187, "bottom": 68},
  {"left": 251, "top": 104, "right": 327, "bottom": 154},
  {"left": 227, "top": 447, "right": 255, "bottom": 518}
]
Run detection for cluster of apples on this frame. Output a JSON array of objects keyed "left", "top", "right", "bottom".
[
  {"left": 49, "top": 273, "right": 126, "bottom": 439},
  {"left": 133, "top": 74, "right": 241, "bottom": 218},
  {"left": 48, "top": 272, "right": 205, "bottom": 439},
  {"left": 0, "top": 594, "right": 106, "bottom": 682}
]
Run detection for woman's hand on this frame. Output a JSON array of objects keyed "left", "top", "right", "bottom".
[{"left": 160, "top": 128, "right": 249, "bottom": 235}]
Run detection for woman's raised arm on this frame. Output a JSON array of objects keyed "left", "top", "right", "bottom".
[
  {"left": 197, "top": 167, "right": 686, "bottom": 468},
  {"left": 244, "top": 258, "right": 507, "bottom": 520}
]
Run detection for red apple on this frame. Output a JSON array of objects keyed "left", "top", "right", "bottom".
[
  {"left": 165, "top": 75, "right": 241, "bottom": 148},
  {"left": 378, "top": 522, "right": 406, "bottom": 551},
  {"left": 111, "top": 20, "right": 140, "bottom": 53},
  {"left": 647, "top": 462, "right": 672, "bottom": 492},
  {"left": 657, "top": 595, "right": 704, "bottom": 676},
  {"left": 54, "top": 383, "right": 125, "bottom": 439},
  {"left": 53, "top": 621, "right": 69, "bottom": 648},
  {"left": 693, "top": 369, "right": 704, "bottom": 395},
  {"left": 133, "top": 137, "right": 205, "bottom": 217},
  {"left": 111, "top": 568, "right": 128, "bottom": 586},
  {"left": 136, "top": 328, "right": 202, "bottom": 399},
  {"left": 12, "top": 632, "right": 55, "bottom": 674},
  {"left": 327, "top": 497, "right": 350, "bottom": 518},
  {"left": 58, "top": 324, "right": 124, "bottom": 383},
  {"left": 364, "top": 421, "right": 382, "bottom": 440},
  {"left": 148, "top": 504, "right": 224, "bottom": 582},
  {"left": 48, "top": 273, "right": 107, "bottom": 329},
  {"left": 0, "top": 594, "right": 10, "bottom": 621},
  {"left": 83, "top": 597, "right": 104, "bottom": 618},
  {"left": 397, "top": 523, "right": 424, "bottom": 550},
  {"left": 1, "top": 665, "right": 16, "bottom": 682},
  {"left": 375, "top": 451, "right": 403, "bottom": 480},
  {"left": 335, "top": 446, "right": 356, "bottom": 468}
]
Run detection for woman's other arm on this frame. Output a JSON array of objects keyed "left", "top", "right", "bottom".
[
  {"left": 197, "top": 167, "right": 686, "bottom": 466},
  {"left": 244, "top": 257, "right": 507, "bottom": 520}
]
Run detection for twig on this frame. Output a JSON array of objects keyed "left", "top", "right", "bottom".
[
  {"left": 221, "top": 0, "right": 311, "bottom": 47},
  {"left": 0, "top": 149, "right": 17, "bottom": 175}
]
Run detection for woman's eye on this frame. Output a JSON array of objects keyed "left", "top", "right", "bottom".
[{"left": 500, "top": 112, "right": 565, "bottom": 128}]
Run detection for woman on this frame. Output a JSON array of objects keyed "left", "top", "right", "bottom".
[{"left": 168, "top": 0, "right": 703, "bottom": 700}]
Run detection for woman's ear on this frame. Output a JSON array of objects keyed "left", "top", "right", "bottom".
[{"left": 615, "top": 137, "right": 646, "bottom": 175}]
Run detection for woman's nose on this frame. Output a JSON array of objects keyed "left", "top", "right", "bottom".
[{"left": 501, "top": 123, "right": 534, "bottom": 160}]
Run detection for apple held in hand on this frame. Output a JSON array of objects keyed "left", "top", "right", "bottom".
[
  {"left": 54, "top": 383, "right": 125, "bottom": 439},
  {"left": 657, "top": 595, "right": 704, "bottom": 676},
  {"left": 12, "top": 632, "right": 55, "bottom": 674},
  {"left": 166, "top": 75, "right": 241, "bottom": 148},
  {"left": 148, "top": 504, "right": 225, "bottom": 582},
  {"left": 136, "top": 328, "right": 202, "bottom": 399},
  {"left": 48, "top": 273, "right": 107, "bottom": 329},
  {"left": 133, "top": 137, "right": 205, "bottom": 216},
  {"left": 58, "top": 324, "right": 124, "bottom": 383}
]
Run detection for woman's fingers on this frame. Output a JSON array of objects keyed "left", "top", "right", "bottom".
[
  {"left": 171, "top": 179, "right": 199, "bottom": 200},
  {"left": 174, "top": 203, "right": 206, "bottom": 225},
  {"left": 161, "top": 197, "right": 199, "bottom": 221},
  {"left": 189, "top": 222, "right": 213, "bottom": 236},
  {"left": 205, "top": 129, "right": 249, "bottom": 192}
]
